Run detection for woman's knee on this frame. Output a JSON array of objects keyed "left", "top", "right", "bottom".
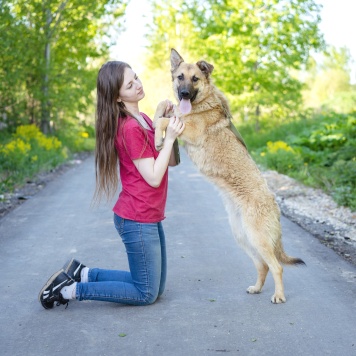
[{"left": 141, "top": 290, "right": 159, "bottom": 305}]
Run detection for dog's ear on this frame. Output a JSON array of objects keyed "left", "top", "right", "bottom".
[
  {"left": 171, "top": 48, "right": 184, "bottom": 71},
  {"left": 196, "top": 60, "right": 214, "bottom": 78}
]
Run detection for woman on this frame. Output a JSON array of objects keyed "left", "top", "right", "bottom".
[{"left": 38, "top": 61, "right": 185, "bottom": 309}]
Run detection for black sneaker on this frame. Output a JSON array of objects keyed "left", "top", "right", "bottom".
[
  {"left": 38, "top": 270, "right": 74, "bottom": 309},
  {"left": 63, "top": 258, "right": 86, "bottom": 282}
]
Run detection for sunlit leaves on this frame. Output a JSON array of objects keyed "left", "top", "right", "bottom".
[
  {"left": 147, "top": 0, "right": 324, "bottom": 121},
  {"left": 0, "top": 0, "right": 128, "bottom": 130}
]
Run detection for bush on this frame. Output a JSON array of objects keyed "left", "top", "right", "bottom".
[
  {"left": 258, "top": 141, "right": 304, "bottom": 174},
  {"left": 0, "top": 125, "right": 68, "bottom": 193},
  {"left": 238, "top": 112, "right": 356, "bottom": 211},
  {"left": 55, "top": 122, "right": 95, "bottom": 153}
]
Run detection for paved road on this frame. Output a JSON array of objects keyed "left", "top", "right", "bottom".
[{"left": 0, "top": 149, "right": 355, "bottom": 356}]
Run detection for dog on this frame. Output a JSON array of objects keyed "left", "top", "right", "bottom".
[{"left": 154, "top": 49, "right": 305, "bottom": 303}]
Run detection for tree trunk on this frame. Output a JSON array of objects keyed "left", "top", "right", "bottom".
[
  {"left": 40, "top": 9, "right": 51, "bottom": 135},
  {"left": 255, "top": 104, "right": 260, "bottom": 132},
  {"left": 253, "top": 60, "right": 260, "bottom": 132}
]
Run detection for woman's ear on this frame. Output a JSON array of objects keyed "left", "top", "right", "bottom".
[{"left": 117, "top": 98, "right": 121, "bottom": 103}]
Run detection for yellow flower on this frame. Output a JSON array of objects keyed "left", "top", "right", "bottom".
[
  {"left": 15, "top": 125, "right": 41, "bottom": 140},
  {"left": 37, "top": 136, "right": 62, "bottom": 151},
  {"left": 81, "top": 132, "right": 89, "bottom": 138},
  {"left": 266, "top": 141, "right": 294, "bottom": 153},
  {"left": 14, "top": 125, "right": 62, "bottom": 151},
  {"left": 1, "top": 138, "right": 31, "bottom": 156}
]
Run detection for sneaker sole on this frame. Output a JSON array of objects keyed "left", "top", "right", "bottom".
[{"left": 38, "top": 269, "right": 64, "bottom": 304}]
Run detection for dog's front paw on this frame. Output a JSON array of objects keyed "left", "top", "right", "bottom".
[
  {"left": 271, "top": 293, "right": 286, "bottom": 304},
  {"left": 155, "top": 101, "right": 168, "bottom": 119},
  {"left": 155, "top": 138, "right": 164, "bottom": 151},
  {"left": 246, "top": 286, "right": 261, "bottom": 294}
]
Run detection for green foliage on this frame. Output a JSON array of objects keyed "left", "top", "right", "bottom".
[
  {"left": 259, "top": 141, "right": 304, "bottom": 174},
  {"left": 0, "top": 125, "right": 67, "bottom": 192},
  {"left": 147, "top": 0, "right": 325, "bottom": 120},
  {"left": 0, "top": 0, "right": 128, "bottom": 131},
  {"left": 0, "top": 1, "right": 127, "bottom": 195},
  {"left": 302, "top": 47, "right": 356, "bottom": 113},
  {"left": 239, "top": 113, "right": 356, "bottom": 210},
  {"left": 146, "top": 0, "right": 197, "bottom": 71},
  {"left": 55, "top": 121, "right": 95, "bottom": 153},
  {"left": 0, "top": 124, "right": 95, "bottom": 194}
]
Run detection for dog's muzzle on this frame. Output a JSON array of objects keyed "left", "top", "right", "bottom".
[{"left": 178, "top": 88, "right": 198, "bottom": 103}]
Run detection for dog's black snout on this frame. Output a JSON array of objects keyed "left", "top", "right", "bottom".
[{"left": 180, "top": 89, "right": 190, "bottom": 99}]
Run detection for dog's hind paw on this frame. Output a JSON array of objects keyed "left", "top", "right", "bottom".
[
  {"left": 246, "top": 286, "right": 261, "bottom": 294},
  {"left": 271, "top": 293, "right": 286, "bottom": 304}
]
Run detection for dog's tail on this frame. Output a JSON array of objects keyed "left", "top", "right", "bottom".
[
  {"left": 279, "top": 251, "right": 306, "bottom": 266},
  {"left": 273, "top": 234, "right": 306, "bottom": 266}
]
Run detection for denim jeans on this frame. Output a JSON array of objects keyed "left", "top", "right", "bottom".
[{"left": 76, "top": 214, "right": 167, "bottom": 305}]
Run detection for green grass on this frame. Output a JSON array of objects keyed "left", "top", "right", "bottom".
[
  {"left": 0, "top": 124, "right": 95, "bottom": 194},
  {"left": 237, "top": 112, "right": 356, "bottom": 211}
]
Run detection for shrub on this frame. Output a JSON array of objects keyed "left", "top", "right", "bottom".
[
  {"left": 0, "top": 125, "right": 68, "bottom": 193},
  {"left": 238, "top": 112, "right": 356, "bottom": 211},
  {"left": 258, "top": 141, "right": 304, "bottom": 174},
  {"left": 55, "top": 122, "right": 95, "bottom": 153}
]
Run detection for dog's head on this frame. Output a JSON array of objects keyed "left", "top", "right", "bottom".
[{"left": 170, "top": 48, "right": 214, "bottom": 115}]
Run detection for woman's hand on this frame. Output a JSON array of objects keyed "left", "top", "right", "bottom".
[
  {"left": 133, "top": 116, "right": 184, "bottom": 188},
  {"left": 165, "top": 116, "right": 185, "bottom": 143}
]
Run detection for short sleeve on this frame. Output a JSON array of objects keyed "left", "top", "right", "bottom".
[{"left": 123, "top": 124, "right": 154, "bottom": 160}]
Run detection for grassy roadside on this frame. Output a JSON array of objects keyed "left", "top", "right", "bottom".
[
  {"left": 0, "top": 124, "right": 95, "bottom": 196},
  {"left": 237, "top": 112, "right": 356, "bottom": 211}
]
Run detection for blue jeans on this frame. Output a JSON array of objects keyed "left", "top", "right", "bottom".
[{"left": 76, "top": 214, "right": 167, "bottom": 305}]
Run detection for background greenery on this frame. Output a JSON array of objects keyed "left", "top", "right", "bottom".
[{"left": 0, "top": 0, "right": 355, "bottom": 211}]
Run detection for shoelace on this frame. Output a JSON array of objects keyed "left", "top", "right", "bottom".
[{"left": 56, "top": 295, "right": 69, "bottom": 309}]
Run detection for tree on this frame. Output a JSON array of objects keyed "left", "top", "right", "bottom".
[
  {"left": 147, "top": 0, "right": 324, "bottom": 128},
  {"left": 0, "top": 1, "right": 33, "bottom": 126},
  {"left": 303, "top": 46, "right": 356, "bottom": 113},
  {"left": 146, "top": 0, "right": 197, "bottom": 70},
  {"left": 0, "top": 0, "right": 128, "bottom": 133}
]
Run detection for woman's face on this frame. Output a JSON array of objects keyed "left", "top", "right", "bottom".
[{"left": 118, "top": 67, "right": 145, "bottom": 105}]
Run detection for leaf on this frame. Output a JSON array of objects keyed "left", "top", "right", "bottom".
[{"left": 118, "top": 333, "right": 127, "bottom": 337}]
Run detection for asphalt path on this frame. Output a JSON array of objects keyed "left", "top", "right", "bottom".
[{"left": 0, "top": 149, "right": 355, "bottom": 356}]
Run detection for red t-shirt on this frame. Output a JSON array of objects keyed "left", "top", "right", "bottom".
[{"left": 113, "top": 113, "right": 168, "bottom": 223}]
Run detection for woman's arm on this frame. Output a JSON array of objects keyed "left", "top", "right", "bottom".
[{"left": 133, "top": 117, "right": 184, "bottom": 187}]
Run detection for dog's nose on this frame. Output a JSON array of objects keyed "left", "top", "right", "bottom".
[{"left": 180, "top": 89, "right": 190, "bottom": 99}]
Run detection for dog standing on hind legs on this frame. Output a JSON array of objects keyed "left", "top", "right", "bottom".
[{"left": 154, "top": 49, "right": 305, "bottom": 303}]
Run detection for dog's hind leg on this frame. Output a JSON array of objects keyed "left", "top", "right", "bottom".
[
  {"left": 222, "top": 198, "right": 269, "bottom": 295},
  {"left": 259, "top": 254, "right": 285, "bottom": 303},
  {"left": 261, "top": 255, "right": 285, "bottom": 304},
  {"left": 222, "top": 195, "right": 285, "bottom": 303},
  {"left": 246, "top": 256, "right": 269, "bottom": 295},
  {"left": 246, "top": 230, "right": 286, "bottom": 303}
]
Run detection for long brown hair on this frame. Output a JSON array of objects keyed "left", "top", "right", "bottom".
[{"left": 93, "top": 61, "right": 132, "bottom": 204}]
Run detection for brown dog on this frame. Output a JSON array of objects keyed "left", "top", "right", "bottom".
[{"left": 154, "top": 49, "right": 305, "bottom": 303}]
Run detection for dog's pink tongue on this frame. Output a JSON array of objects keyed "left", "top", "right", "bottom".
[{"left": 179, "top": 98, "right": 192, "bottom": 114}]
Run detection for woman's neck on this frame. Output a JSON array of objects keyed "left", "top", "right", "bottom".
[{"left": 125, "top": 103, "right": 140, "bottom": 117}]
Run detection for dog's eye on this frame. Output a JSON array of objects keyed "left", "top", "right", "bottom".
[
  {"left": 177, "top": 74, "right": 184, "bottom": 81},
  {"left": 192, "top": 76, "right": 199, "bottom": 82}
]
